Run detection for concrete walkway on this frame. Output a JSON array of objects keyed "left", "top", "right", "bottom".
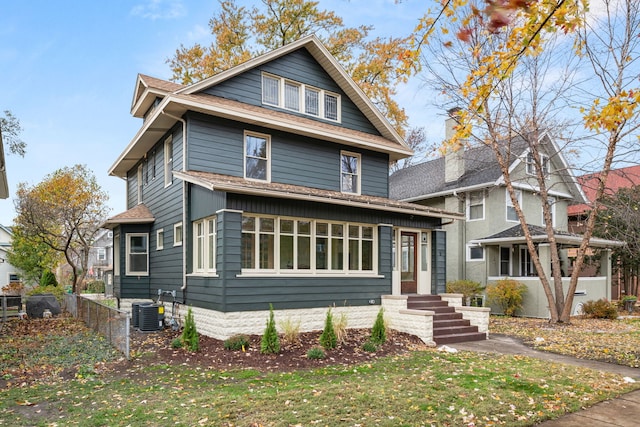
[{"left": 450, "top": 334, "right": 640, "bottom": 426}]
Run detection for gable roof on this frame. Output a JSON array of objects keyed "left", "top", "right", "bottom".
[
  {"left": 568, "top": 165, "right": 640, "bottom": 216},
  {"left": 390, "top": 132, "right": 585, "bottom": 203},
  {"left": 174, "top": 170, "right": 464, "bottom": 221},
  {"left": 101, "top": 203, "right": 155, "bottom": 229},
  {"left": 111, "top": 35, "right": 412, "bottom": 178}
]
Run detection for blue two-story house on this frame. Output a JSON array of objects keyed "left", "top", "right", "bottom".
[{"left": 104, "top": 35, "right": 473, "bottom": 341}]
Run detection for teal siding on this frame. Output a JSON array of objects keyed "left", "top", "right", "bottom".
[
  {"left": 431, "top": 229, "right": 446, "bottom": 294},
  {"left": 187, "top": 113, "right": 390, "bottom": 197},
  {"left": 203, "top": 49, "right": 380, "bottom": 135},
  {"left": 117, "top": 224, "right": 152, "bottom": 299},
  {"left": 190, "top": 185, "right": 226, "bottom": 220}
]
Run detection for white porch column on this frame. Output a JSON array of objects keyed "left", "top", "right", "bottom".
[
  {"left": 600, "top": 248, "right": 612, "bottom": 299},
  {"left": 538, "top": 243, "right": 551, "bottom": 282}
]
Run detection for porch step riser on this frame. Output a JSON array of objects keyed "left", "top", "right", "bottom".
[
  {"left": 407, "top": 304, "right": 456, "bottom": 313},
  {"left": 433, "top": 326, "right": 480, "bottom": 337},
  {"left": 433, "top": 319, "right": 471, "bottom": 328}
]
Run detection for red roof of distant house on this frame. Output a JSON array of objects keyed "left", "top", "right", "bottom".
[{"left": 568, "top": 165, "right": 640, "bottom": 216}]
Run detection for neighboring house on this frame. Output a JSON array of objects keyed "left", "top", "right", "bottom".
[
  {"left": 390, "top": 114, "right": 622, "bottom": 318},
  {"left": 0, "top": 225, "right": 21, "bottom": 293},
  {"left": 103, "top": 36, "right": 475, "bottom": 342},
  {"left": 86, "top": 229, "right": 114, "bottom": 294},
  {"left": 568, "top": 165, "right": 640, "bottom": 298}
]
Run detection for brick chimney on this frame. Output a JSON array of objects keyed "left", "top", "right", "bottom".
[{"left": 444, "top": 108, "right": 464, "bottom": 183}]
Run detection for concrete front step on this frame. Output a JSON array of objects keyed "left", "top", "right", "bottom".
[
  {"left": 434, "top": 331, "right": 487, "bottom": 345},
  {"left": 406, "top": 294, "right": 487, "bottom": 344}
]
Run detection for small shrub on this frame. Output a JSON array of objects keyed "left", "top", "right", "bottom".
[
  {"left": 224, "top": 334, "right": 250, "bottom": 351},
  {"left": 362, "top": 340, "right": 378, "bottom": 353},
  {"left": 40, "top": 270, "right": 58, "bottom": 287},
  {"left": 333, "top": 312, "right": 348, "bottom": 344},
  {"left": 261, "top": 304, "right": 280, "bottom": 354},
  {"left": 319, "top": 308, "right": 337, "bottom": 350},
  {"left": 171, "top": 338, "right": 183, "bottom": 349},
  {"left": 582, "top": 299, "right": 618, "bottom": 320},
  {"left": 446, "top": 280, "right": 484, "bottom": 306},
  {"left": 279, "top": 317, "right": 301, "bottom": 345},
  {"left": 486, "top": 278, "right": 527, "bottom": 316},
  {"left": 85, "top": 280, "right": 105, "bottom": 294},
  {"left": 27, "top": 285, "right": 64, "bottom": 303},
  {"left": 306, "top": 346, "right": 326, "bottom": 359},
  {"left": 180, "top": 307, "right": 199, "bottom": 352},
  {"left": 370, "top": 307, "right": 386, "bottom": 345}
]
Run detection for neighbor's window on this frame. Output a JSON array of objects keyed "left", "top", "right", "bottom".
[
  {"left": 506, "top": 189, "right": 522, "bottom": 222},
  {"left": 114, "top": 234, "right": 120, "bottom": 276},
  {"left": 467, "top": 190, "right": 484, "bottom": 221},
  {"left": 157, "top": 228, "right": 164, "bottom": 250},
  {"left": 193, "top": 216, "right": 216, "bottom": 274},
  {"left": 241, "top": 215, "right": 376, "bottom": 274},
  {"left": 245, "top": 132, "right": 270, "bottom": 181},
  {"left": 526, "top": 152, "right": 549, "bottom": 176},
  {"left": 467, "top": 244, "right": 484, "bottom": 261},
  {"left": 126, "top": 233, "right": 149, "bottom": 276},
  {"left": 164, "top": 135, "right": 173, "bottom": 187},
  {"left": 97, "top": 248, "right": 106, "bottom": 261},
  {"left": 174, "top": 222, "right": 183, "bottom": 246},
  {"left": 261, "top": 72, "right": 340, "bottom": 122},
  {"left": 340, "top": 151, "right": 360, "bottom": 194}
]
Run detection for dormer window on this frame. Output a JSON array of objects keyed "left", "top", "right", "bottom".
[{"left": 262, "top": 72, "right": 340, "bottom": 122}]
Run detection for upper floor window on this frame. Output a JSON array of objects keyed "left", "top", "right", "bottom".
[
  {"left": 506, "top": 189, "right": 522, "bottom": 222},
  {"left": 341, "top": 151, "right": 360, "bottom": 194},
  {"left": 125, "top": 233, "right": 148, "bottom": 276},
  {"left": 526, "top": 152, "right": 549, "bottom": 176},
  {"left": 467, "top": 190, "right": 484, "bottom": 221},
  {"left": 245, "top": 132, "right": 270, "bottom": 181},
  {"left": 193, "top": 216, "right": 216, "bottom": 274},
  {"left": 262, "top": 73, "right": 341, "bottom": 122},
  {"left": 97, "top": 248, "right": 106, "bottom": 261},
  {"left": 543, "top": 196, "right": 556, "bottom": 227},
  {"left": 164, "top": 135, "right": 173, "bottom": 187}
]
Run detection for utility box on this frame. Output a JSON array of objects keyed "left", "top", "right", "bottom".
[{"left": 138, "top": 304, "right": 163, "bottom": 332}]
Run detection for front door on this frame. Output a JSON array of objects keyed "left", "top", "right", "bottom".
[{"left": 401, "top": 231, "right": 417, "bottom": 294}]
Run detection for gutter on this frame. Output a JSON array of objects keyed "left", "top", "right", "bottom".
[{"left": 161, "top": 110, "right": 189, "bottom": 298}]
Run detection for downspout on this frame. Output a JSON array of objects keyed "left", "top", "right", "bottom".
[{"left": 161, "top": 110, "right": 188, "bottom": 301}]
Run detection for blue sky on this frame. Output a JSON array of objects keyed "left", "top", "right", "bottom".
[{"left": 0, "top": 0, "right": 442, "bottom": 226}]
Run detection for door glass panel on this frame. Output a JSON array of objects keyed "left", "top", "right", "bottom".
[{"left": 401, "top": 234, "right": 416, "bottom": 281}]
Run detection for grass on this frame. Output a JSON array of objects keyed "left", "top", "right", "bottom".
[
  {"left": 490, "top": 316, "right": 640, "bottom": 367},
  {"left": 1, "top": 316, "right": 639, "bottom": 426}
]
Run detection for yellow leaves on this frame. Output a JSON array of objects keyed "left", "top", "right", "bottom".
[{"left": 583, "top": 91, "right": 640, "bottom": 133}]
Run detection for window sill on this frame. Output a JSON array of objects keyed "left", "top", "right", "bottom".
[
  {"left": 187, "top": 273, "right": 219, "bottom": 278},
  {"left": 237, "top": 272, "right": 384, "bottom": 278}
]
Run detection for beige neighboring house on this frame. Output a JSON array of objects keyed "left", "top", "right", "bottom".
[
  {"left": 0, "top": 225, "right": 21, "bottom": 293},
  {"left": 390, "top": 115, "right": 623, "bottom": 318}
]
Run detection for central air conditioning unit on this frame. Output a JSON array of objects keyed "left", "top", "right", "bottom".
[{"left": 138, "top": 304, "right": 164, "bottom": 332}]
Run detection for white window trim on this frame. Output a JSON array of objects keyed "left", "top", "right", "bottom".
[
  {"left": 125, "top": 233, "right": 149, "bottom": 276},
  {"left": 241, "top": 214, "right": 378, "bottom": 275},
  {"left": 164, "top": 135, "right": 173, "bottom": 187},
  {"left": 193, "top": 216, "right": 217, "bottom": 275},
  {"left": 261, "top": 72, "right": 341, "bottom": 122},
  {"left": 466, "top": 190, "right": 485, "bottom": 221},
  {"left": 340, "top": 151, "right": 361, "bottom": 195},
  {"left": 156, "top": 228, "right": 164, "bottom": 251},
  {"left": 174, "top": 222, "right": 183, "bottom": 247},
  {"left": 506, "top": 188, "right": 522, "bottom": 223},
  {"left": 244, "top": 131, "right": 271, "bottom": 182},
  {"left": 466, "top": 243, "right": 485, "bottom": 262},
  {"left": 97, "top": 248, "right": 107, "bottom": 261},
  {"left": 526, "top": 152, "right": 550, "bottom": 176}
]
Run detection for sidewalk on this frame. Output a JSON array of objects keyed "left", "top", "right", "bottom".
[{"left": 450, "top": 334, "right": 640, "bottom": 426}]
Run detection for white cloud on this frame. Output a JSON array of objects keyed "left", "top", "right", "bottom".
[{"left": 130, "top": 0, "right": 186, "bottom": 21}]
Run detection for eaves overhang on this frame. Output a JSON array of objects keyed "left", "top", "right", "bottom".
[
  {"left": 174, "top": 170, "right": 464, "bottom": 222},
  {"left": 110, "top": 94, "right": 414, "bottom": 178},
  {"left": 470, "top": 234, "right": 624, "bottom": 248}
]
